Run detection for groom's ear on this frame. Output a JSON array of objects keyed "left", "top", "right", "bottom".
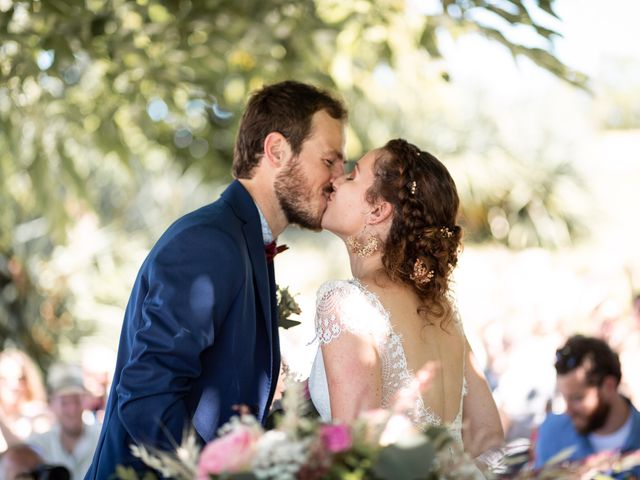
[
  {"left": 263, "top": 132, "right": 290, "bottom": 168},
  {"left": 367, "top": 201, "right": 393, "bottom": 225}
]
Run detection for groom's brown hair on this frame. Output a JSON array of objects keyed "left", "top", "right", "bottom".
[{"left": 233, "top": 80, "right": 347, "bottom": 179}]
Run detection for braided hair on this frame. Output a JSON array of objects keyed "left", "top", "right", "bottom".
[{"left": 366, "top": 139, "right": 462, "bottom": 328}]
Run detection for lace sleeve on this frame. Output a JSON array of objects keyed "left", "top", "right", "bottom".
[{"left": 313, "top": 280, "right": 389, "bottom": 345}]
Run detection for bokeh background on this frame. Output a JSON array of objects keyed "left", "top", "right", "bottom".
[{"left": 1, "top": 0, "right": 639, "bottom": 444}]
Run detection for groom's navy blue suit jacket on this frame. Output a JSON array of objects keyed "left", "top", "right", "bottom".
[{"left": 85, "top": 181, "right": 281, "bottom": 479}]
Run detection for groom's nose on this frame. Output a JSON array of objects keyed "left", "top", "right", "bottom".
[{"left": 330, "top": 161, "right": 345, "bottom": 179}]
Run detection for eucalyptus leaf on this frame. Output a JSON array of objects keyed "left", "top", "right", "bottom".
[{"left": 372, "top": 440, "right": 437, "bottom": 480}]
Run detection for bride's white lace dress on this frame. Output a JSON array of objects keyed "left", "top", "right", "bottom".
[{"left": 308, "top": 279, "right": 467, "bottom": 446}]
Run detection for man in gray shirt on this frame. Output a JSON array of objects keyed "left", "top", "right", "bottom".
[{"left": 28, "top": 364, "right": 101, "bottom": 479}]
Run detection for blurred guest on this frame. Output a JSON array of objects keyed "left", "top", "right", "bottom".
[
  {"left": 534, "top": 335, "right": 640, "bottom": 469},
  {"left": 478, "top": 319, "right": 509, "bottom": 391},
  {"left": 592, "top": 299, "right": 626, "bottom": 349},
  {"left": 80, "top": 347, "right": 115, "bottom": 423},
  {"left": 27, "top": 364, "right": 101, "bottom": 480},
  {"left": 0, "top": 443, "right": 43, "bottom": 480},
  {"left": 0, "top": 443, "right": 71, "bottom": 480},
  {"left": 0, "top": 350, "right": 51, "bottom": 451},
  {"left": 493, "top": 337, "right": 556, "bottom": 443},
  {"left": 619, "top": 292, "right": 640, "bottom": 405},
  {"left": 633, "top": 292, "right": 640, "bottom": 322}
]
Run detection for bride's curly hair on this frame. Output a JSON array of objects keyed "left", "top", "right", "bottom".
[{"left": 366, "top": 138, "right": 462, "bottom": 328}]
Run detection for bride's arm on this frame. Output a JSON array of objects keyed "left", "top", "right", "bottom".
[
  {"left": 462, "top": 338, "right": 505, "bottom": 458},
  {"left": 321, "top": 331, "right": 382, "bottom": 422}
]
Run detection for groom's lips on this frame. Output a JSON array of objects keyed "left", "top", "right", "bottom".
[{"left": 322, "top": 185, "right": 334, "bottom": 201}]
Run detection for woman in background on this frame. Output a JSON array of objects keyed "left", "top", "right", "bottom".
[{"left": 0, "top": 349, "right": 51, "bottom": 451}]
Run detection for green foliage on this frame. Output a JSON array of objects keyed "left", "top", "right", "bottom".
[
  {"left": 372, "top": 441, "right": 437, "bottom": 480},
  {"left": 0, "top": 0, "right": 586, "bottom": 363},
  {"left": 0, "top": 249, "right": 93, "bottom": 371},
  {"left": 450, "top": 128, "right": 591, "bottom": 248},
  {"left": 276, "top": 285, "right": 302, "bottom": 330},
  {"left": 114, "top": 465, "right": 159, "bottom": 480},
  {"left": 434, "top": 0, "right": 587, "bottom": 87}
]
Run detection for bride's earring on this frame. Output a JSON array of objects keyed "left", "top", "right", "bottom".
[{"left": 347, "top": 226, "right": 380, "bottom": 258}]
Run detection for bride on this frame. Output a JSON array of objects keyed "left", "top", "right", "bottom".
[{"left": 308, "top": 139, "right": 504, "bottom": 462}]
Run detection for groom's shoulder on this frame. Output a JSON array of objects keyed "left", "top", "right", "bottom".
[
  {"left": 171, "top": 181, "right": 252, "bottom": 232},
  {"left": 170, "top": 195, "right": 240, "bottom": 233},
  {"left": 151, "top": 199, "right": 241, "bottom": 253},
  {"left": 183, "top": 198, "right": 236, "bottom": 226}
]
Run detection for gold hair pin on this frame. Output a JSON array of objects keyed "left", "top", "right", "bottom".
[{"left": 410, "top": 259, "right": 434, "bottom": 284}]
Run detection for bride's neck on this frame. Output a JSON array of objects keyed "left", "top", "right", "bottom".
[{"left": 349, "top": 253, "right": 383, "bottom": 281}]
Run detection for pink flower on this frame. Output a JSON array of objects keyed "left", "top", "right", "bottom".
[
  {"left": 303, "top": 380, "right": 311, "bottom": 401},
  {"left": 319, "top": 424, "right": 352, "bottom": 453},
  {"left": 197, "top": 425, "right": 259, "bottom": 478}
]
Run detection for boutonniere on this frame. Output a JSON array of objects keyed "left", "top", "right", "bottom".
[{"left": 276, "top": 286, "right": 301, "bottom": 329}]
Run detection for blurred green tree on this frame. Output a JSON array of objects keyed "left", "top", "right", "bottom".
[{"left": 0, "top": 0, "right": 586, "bottom": 367}]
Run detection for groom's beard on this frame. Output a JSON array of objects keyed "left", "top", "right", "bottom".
[
  {"left": 274, "top": 159, "right": 323, "bottom": 231},
  {"left": 573, "top": 397, "right": 611, "bottom": 435}
]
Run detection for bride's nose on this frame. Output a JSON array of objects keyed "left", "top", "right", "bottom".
[{"left": 332, "top": 174, "right": 348, "bottom": 188}]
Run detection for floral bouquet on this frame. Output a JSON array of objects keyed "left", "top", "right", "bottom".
[
  {"left": 116, "top": 381, "right": 483, "bottom": 480},
  {"left": 115, "top": 376, "right": 640, "bottom": 480}
]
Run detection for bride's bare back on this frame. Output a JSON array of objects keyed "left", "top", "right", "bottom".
[
  {"left": 369, "top": 279, "right": 466, "bottom": 425},
  {"left": 309, "top": 279, "right": 465, "bottom": 437}
]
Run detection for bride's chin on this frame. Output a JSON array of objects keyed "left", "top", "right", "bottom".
[{"left": 320, "top": 218, "right": 338, "bottom": 234}]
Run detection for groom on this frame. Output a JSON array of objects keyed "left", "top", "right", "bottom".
[{"left": 85, "top": 80, "right": 347, "bottom": 478}]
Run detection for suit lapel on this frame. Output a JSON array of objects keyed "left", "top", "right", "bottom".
[
  {"left": 267, "top": 260, "right": 281, "bottom": 365},
  {"left": 221, "top": 181, "right": 273, "bottom": 347}
]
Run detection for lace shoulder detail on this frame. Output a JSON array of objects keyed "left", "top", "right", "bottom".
[{"left": 313, "top": 280, "right": 390, "bottom": 345}]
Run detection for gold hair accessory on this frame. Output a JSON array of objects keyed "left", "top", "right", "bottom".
[
  {"left": 440, "top": 227, "right": 453, "bottom": 238},
  {"left": 410, "top": 181, "right": 417, "bottom": 196},
  {"left": 410, "top": 259, "right": 434, "bottom": 285},
  {"left": 347, "top": 230, "right": 380, "bottom": 258}
]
